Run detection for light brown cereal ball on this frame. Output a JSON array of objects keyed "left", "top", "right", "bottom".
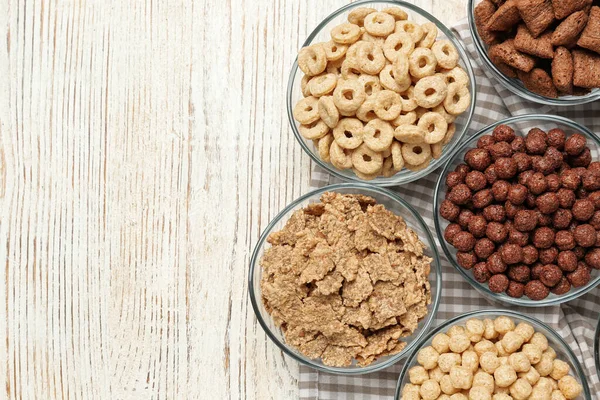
[
  {"left": 494, "top": 365, "right": 517, "bottom": 388},
  {"left": 473, "top": 371, "right": 495, "bottom": 393},
  {"left": 440, "top": 374, "right": 460, "bottom": 395},
  {"left": 549, "top": 359, "right": 569, "bottom": 381},
  {"left": 508, "top": 352, "right": 531, "bottom": 373},
  {"left": 480, "top": 352, "right": 501, "bottom": 374},
  {"left": 449, "top": 333, "right": 471, "bottom": 353},
  {"left": 462, "top": 350, "right": 479, "bottom": 373},
  {"left": 522, "top": 343, "right": 543, "bottom": 364},
  {"left": 509, "top": 378, "right": 533, "bottom": 400},
  {"left": 552, "top": 389, "right": 567, "bottom": 400},
  {"left": 494, "top": 317, "right": 515, "bottom": 335},
  {"left": 483, "top": 319, "right": 498, "bottom": 340},
  {"left": 469, "top": 386, "right": 492, "bottom": 400},
  {"left": 475, "top": 340, "right": 498, "bottom": 357},
  {"left": 450, "top": 366, "right": 474, "bottom": 390},
  {"left": 501, "top": 331, "right": 525, "bottom": 354},
  {"left": 493, "top": 386, "right": 509, "bottom": 395},
  {"left": 420, "top": 379, "right": 441, "bottom": 400},
  {"left": 448, "top": 325, "right": 467, "bottom": 337},
  {"left": 495, "top": 341, "right": 509, "bottom": 357},
  {"left": 514, "top": 322, "right": 535, "bottom": 342},
  {"left": 498, "top": 356, "right": 509, "bottom": 366},
  {"left": 451, "top": 393, "right": 468, "bottom": 400},
  {"left": 430, "top": 366, "right": 445, "bottom": 382},
  {"left": 543, "top": 346, "right": 556, "bottom": 360},
  {"left": 466, "top": 319, "right": 485, "bottom": 342},
  {"left": 439, "top": 395, "right": 452, "bottom": 400},
  {"left": 558, "top": 376, "right": 582, "bottom": 399},
  {"left": 418, "top": 346, "right": 440, "bottom": 370},
  {"left": 535, "top": 377, "right": 554, "bottom": 393},
  {"left": 439, "top": 352, "right": 462, "bottom": 373},
  {"left": 529, "top": 332, "right": 549, "bottom": 351},
  {"left": 535, "top": 354, "right": 554, "bottom": 377},
  {"left": 519, "top": 365, "right": 541, "bottom": 386},
  {"left": 409, "top": 365, "right": 430, "bottom": 385},
  {"left": 433, "top": 333, "right": 451, "bottom": 354},
  {"left": 402, "top": 383, "right": 421, "bottom": 400},
  {"left": 492, "top": 394, "right": 512, "bottom": 400}
]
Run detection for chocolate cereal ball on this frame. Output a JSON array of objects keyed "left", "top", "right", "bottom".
[
  {"left": 557, "top": 189, "right": 576, "bottom": 208},
  {"left": 569, "top": 147, "right": 592, "bottom": 168},
  {"left": 547, "top": 128, "right": 566, "bottom": 150},
  {"left": 468, "top": 215, "right": 488, "bottom": 238},
  {"left": 512, "top": 152, "right": 532, "bottom": 172},
  {"left": 493, "top": 125, "right": 516, "bottom": 142},
  {"left": 536, "top": 211, "right": 553, "bottom": 227},
  {"left": 473, "top": 262, "right": 492, "bottom": 283},
  {"left": 582, "top": 171, "right": 600, "bottom": 191},
  {"left": 584, "top": 248, "right": 600, "bottom": 269},
  {"left": 508, "top": 264, "right": 531, "bottom": 283},
  {"left": 555, "top": 230, "right": 576, "bottom": 251},
  {"left": 531, "top": 263, "right": 545, "bottom": 280},
  {"left": 489, "top": 142, "right": 513, "bottom": 160},
  {"left": 465, "top": 148, "right": 492, "bottom": 171},
  {"left": 572, "top": 199, "right": 595, "bottom": 221},
  {"left": 487, "top": 252, "right": 507, "bottom": 274},
  {"left": 455, "top": 164, "right": 471, "bottom": 178},
  {"left": 561, "top": 170, "right": 581, "bottom": 190},
  {"left": 501, "top": 243, "right": 523, "bottom": 264},
  {"left": 475, "top": 238, "right": 496, "bottom": 259},
  {"left": 483, "top": 205, "right": 506, "bottom": 222},
  {"left": 589, "top": 161, "right": 600, "bottom": 174},
  {"left": 489, "top": 274, "right": 510, "bottom": 293},
  {"left": 590, "top": 211, "right": 600, "bottom": 230},
  {"left": 558, "top": 251, "right": 578, "bottom": 272},
  {"left": 539, "top": 247, "right": 558, "bottom": 264},
  {"left": 491, "top": 180, "right": 511, "bottom": 202},
  {"left": 533, "top": 157, "right": 556, "bottom": 175},
  {"left": 440, "top": 200, "right": 460, "bottom": 221},
  {"left": 574, "top": 224, "right": 596, "bottom": 247},
  {"left": 522, "top": 245, "right": 539, "bottom": 265},
  {"left": 495, "top": 157, "right": 518, "bottom": 179},
  {"left": 544, "top": 147, "right": 564, "bottom": 169},
  {"left": 458, "top": 209, "right": 475, "bottom": 229},
  {"left": 465, "top": 171, "right": 487, "bottom": 191},
  {"left": 524, "top": 280, "right": 550, "bottom": 300},
  {"left": 448, "top": 184, "right": 472, "bottom": 205},
  {"left": 587, "top": 192, "right": 600, "bottom": 209},
  {"left": 552, "top": 209, "right": 572, "bottom": 230},
  {"left": 536, "top": 193, "right": 560, "bottom": 214},
  {"left": 444, "top": 223, "right": 462, "bottom": 244},
  {"left": 564, "top": 133, "right": 586, "bottom": 156},
  {"left": 573, "top": 246, "right": 586, "bottom": 260},
  {"left": 514, "top": 210, "right": 538, "bottom": 232},
  {"left": 487, "top": 222, "right": 508, "bottom": 243},
  {"left": 472, "top": 189, "right": 494, "bottom": 209},
  {"left": 484, "top": 165, "right": 498, "bottom": 185},
  {"left": 457, "top": 251, "right": 478, "bottom": 270},
  {"left": 545, "top": 174, "right": 561, "bottom": 192},
  {"left": 550, "top": 276, "right": 571, "bottom": 295},
  {"left": 533, "top": 227, "right": 555, "bottom": 249},
  {"left": 567, "top": 262, "right": 591, "bottom": 287},
  {"left": 478, "top": 135, "right": 496, "bottom": 149},
  {"left": 527, "top": 172, "right": 547, "bottom": 195},
  {"left": 508, "top": 184, "right": 528, "bottom": 205},
  {"left": 518, "top": 170, "right": 535, "bottom": 186},
  {"left": 511, "top": 137, "right": 526, "bottom": 153},
  {"left": 505, "top": 201, "right": 524, "bottom": 219},
  {"left": 508, "top": 228, "right": 529, "bottom": 247},
  {"left": 453, "top": 231, "right": 476, "bottom": 252},
  {"left": 506, "top": 281, "right": 525, "bottom": 298},
  {"left": 539, "top": 265, "right": 562, "bottom": 287},
  {"left": 525, "top": 128, "right": 547, "bottom": 155}
]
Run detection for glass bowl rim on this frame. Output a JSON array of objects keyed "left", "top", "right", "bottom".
[
  {"left": 248, "top": 182, "right": 443, "bottom": 375},
  {"left": 434, "top": 113, "right": 600, "bottom": 307},
  {"left": 394, "top": 308, "right": 593, "bottom": 400},
  {"left": 286, "top": 0, "right": 478, "bottom": 187},
  {"left": 466, "top": 0, "right": 600, "bottom": 106}
]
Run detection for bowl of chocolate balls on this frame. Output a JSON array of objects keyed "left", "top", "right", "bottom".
[{"left": 434, "top": 114, "right": 600, "bottom": 306}]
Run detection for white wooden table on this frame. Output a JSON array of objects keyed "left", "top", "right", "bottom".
[{"left": 0, "top": 1, "right": 466, "bottom": 398}]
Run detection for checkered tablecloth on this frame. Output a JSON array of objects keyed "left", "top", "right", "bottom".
[{"left": 298, "top": 21, "right": 600, "bottom": 400}]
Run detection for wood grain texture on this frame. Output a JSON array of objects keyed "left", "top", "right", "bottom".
[{"left": 0, "top": 0, "right": 465, "bottom": 398}]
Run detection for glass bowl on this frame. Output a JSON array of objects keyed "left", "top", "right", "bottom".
[
  {"left": 248, "top": 183, "right": 442, "bottom": 374},
  {"left": 394, "top": 309, "right": 592, "bottom": 399},
  {"left": 287, "top": 0, "right": 477, "bottom": 186},
  {"left": 434, "top": 114, "right": 600, "bottom": 307},
  {"left": 595, "top": 315, "right": 600, "bottom": 380},
  {"left": 467, "top": 0, "right": 600, "bottom": 106}
]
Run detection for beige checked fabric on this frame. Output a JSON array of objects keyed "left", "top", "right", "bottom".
[{"left": 298, "top": 21, "right": 600, "bottom": 400}]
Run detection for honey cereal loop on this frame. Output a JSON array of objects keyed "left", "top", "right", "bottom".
[
  {"left": 382, "top": 7, "right": 408, "bottom": 21},
  {"left": 419, "top": 22, "right": 439, "bottom": 49},
  {"left": 395, "top": 124, "right": 427, "bottom": 144},
  {"left": 432, "top": 40, "right": 459, "bottom": 69},
  {"left": 293, "top": 96, "right": 320, "bottom": 125},
  {"left": 419, "top": 112, "right": 449, "bottom": 144},
  {"left": 393, "top": 110, "right": 417, "bottom": 127},
  {"left": 347, "top": 7, "right": 376, "bottom": 26},
  {"left": 396, "top": 20, "right": 424, "bottom": 43},
  {"left": 322, "top": 40, "right": 348, "bottom": 61},
  {"left": 330, "top": 22, "right": 362, "bottom": 44},
  {"left": 414, "top": 75, "right": 448, "bottom": 108},
  {"left": 352, "top": 143, "right": 384, "bottom": 174},
  {"left": 333, "top": 117, "right": 364, "bottom": 149},
  {"left": 405, "top": 157, "right": 431, "bottom": 171},
  {"left": 317, "top": 134, "right": 334, "bottom": 163},
  {"left": 444, "top": 66, "right": 470, "bottom": 87},
  {"left": 399, "top": 86, "right": 418, "bottom": 112},
  {"left": 391, "top": 141, "right": 405, "bottom": 171},
  {"left": 309, "top": 73, "right": 338, "bottom": 97},
  {"left": 318, "top": 96, "right": 340, "bottom": 129},
  {"left": 380, "top": 64, "right": 410, "bottom": 93},
  {"left": 384, "top": 32, "right": 415, "bottom": 62},
  {"left": 352, "top": 167, "right": 380, "bottom": 180},
  {"left": 356, "top": 97, "right": 378, "bottom": 122},
  {"left": 444, "top": 82, "right": 471, "bottom": 115},
  {"left": 409, "top": 48, "right": 438, "bottom": 78},
  {"left": 298, "top": 44, "right": 327, "bottom": 76},
  {"left": 340, "top": 58, "right": 362, "bottom": 80},
  {"left": 333, "top": 79, "right": 366, "bottom": 113},
  {"left": 364, "top": 12, "right": 395, "bottom": 37},
  {"left": 402, "top": 143, "right": 432, "bottom": 166},
  {"left": 299, "top": 120, "right": 329, "bottom": 140},
  {"left": 357, "top": 41, "right": 386, "bottom": 75},
  {"left": 357, "top": 73, "right": 382, "bottom": 96},
  {"left": 363, "top": 119, "right": 394, "bottom": 152},
  {"left": 330, "top": 141, "right": 353, "bottom": 170},
  {"left": 301, "top": 75, "right": 312, "bottom": 97},
  {"left": 374, "top": 90, "right": 402, "bottom": 121}
]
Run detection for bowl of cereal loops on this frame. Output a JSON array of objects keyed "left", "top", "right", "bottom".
[
  {"left": 248, "top": 183, "right": 442, "bottom": 373},
  {"left": 395, "top": 310, "right": 591, "bottom": 400},
  {"left": 434, "top": 114, "right": 600, "bottom": 306},
  {"left": 469, "top": 0, "right": 600, "bottom": 105},
  {"left": 287, "top": 1, "right": 476, "bottom": 186}
]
